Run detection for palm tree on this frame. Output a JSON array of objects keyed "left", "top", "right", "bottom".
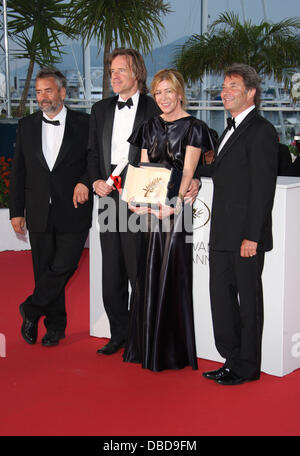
[
  {"left": 7, "top": 0, "right": 75, "bottom": 117},
  {"left": 174, "top": 11, "right": 300, "bottom": 91},
  {"left": 68, "top": 0, "right": 171, "bottom": 98}
]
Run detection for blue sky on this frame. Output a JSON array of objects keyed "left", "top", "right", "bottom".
[
  {"left": 159, "top": 0, "right": 300, "bottom": 46},
  {"left": 5, "top": 0, "right": 300, "bottom": 75}
]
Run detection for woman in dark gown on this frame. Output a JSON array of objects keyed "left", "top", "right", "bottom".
[{"left": 123, "top": 69, "right": 214, "bottom": 371}]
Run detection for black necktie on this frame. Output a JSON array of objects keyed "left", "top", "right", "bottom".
[
  {"left": 43, "top": 117, "right": 60, "bottom": 126},
  {"left": 117, "top": 98, "right": 133, "bottom": 110},
  {"left": 227, "top": 117, "right": 236, "bottom": 130}
]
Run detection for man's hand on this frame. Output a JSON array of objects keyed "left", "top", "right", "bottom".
[
  {"left": 240, "top": 239, "right": 258, "bottom": 258},
  {"left": 93, "top": 179, "right": 114, "bottom": 198},
  {"left": 73, "top": 183, "right": 89, "bottom": 208},
  {"left": 184, "top": 179, "right": 201, "bottom": 205},
  {"left": 11, "top": 217, "right": 26, "bottom": 235},
  {"left": 203, "top": 149, "right": 215, "bottom": 165}
]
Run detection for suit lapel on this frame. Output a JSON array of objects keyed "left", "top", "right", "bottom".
[
  {"left": 33, "top": 111, "right": 50, "bottom": 170},
  {"left": 215, "top": 126, "right": 229, "bottom": 151},
  {"left": 215, "top": 109, "right": 258, "bottom": 165},
  {"left": 52, "top": 108, "right": 73, "bottom": 171},
  {"left": 103, "top": 96, "right": 118, "bottom": 176},
  {"left": 133, "top": 94, "right": 146, "bottom": 130},
  {"left": 128, "top": 94, "right": 146, "bottom": 163}
]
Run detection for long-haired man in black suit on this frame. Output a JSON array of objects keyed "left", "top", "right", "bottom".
[{"left": 87, "top": 48, "right": 163, "bottom": 355}]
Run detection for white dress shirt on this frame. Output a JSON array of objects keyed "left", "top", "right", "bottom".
[
  {"left": 42, "top": 105, "right": 67, "bottom": 171},
  {"left": 218, "top": 105, "right": 255, "bottom": 154},
  {"left": 111, "top": 91, "right": 140, "bottom": 165}
]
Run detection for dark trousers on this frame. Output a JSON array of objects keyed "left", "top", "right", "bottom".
[
  {"left": 209, "top": 249, "right": 265, "bottom": 379},
  {"left": 23, "top": 206, "right": 89, "bottom": 332},
  {"left": 99, "top": 190, "right": 141, "bottom": 342}
]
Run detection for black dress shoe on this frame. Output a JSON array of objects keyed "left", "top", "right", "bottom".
[
  {"left": 97, "top": 339, "right": 125, "bottom": 355},
  {"left": 19, "top": 303, "right": 38, "bottom": 344},
  {"left": 202, "top": 367, "right": 228, "bottom": 381},
  {"left": 42, "top": 330, "right": 65, "bottom": 347},
  {"left": 215, "top": 369, "right": 259, "bottom": 385}
]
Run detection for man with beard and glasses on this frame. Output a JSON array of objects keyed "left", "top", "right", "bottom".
[{"left": 9, "top": 68, "right": 92, "bottom": 347}]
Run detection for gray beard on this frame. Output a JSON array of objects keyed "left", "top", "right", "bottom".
[{"left": 39, "top": 100, "right": 63, "bottom": 114}]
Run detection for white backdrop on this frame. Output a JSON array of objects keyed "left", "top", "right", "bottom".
[{"left": 0, "top": 209, "right": 30, "bottom": 251}]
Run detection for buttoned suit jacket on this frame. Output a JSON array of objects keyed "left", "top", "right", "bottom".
[
  {"left": 209, "top": 108, "right": 278, "bottom": 252},
  {"left": 9, "top": 108, "right": 92, "bottom": 233}
]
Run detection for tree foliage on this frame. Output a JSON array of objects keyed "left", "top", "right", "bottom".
[
  {"left": 174, "top": 11, "right": 300, "bottom": 91},
  {"left": 68, "top": 0, "right": 172, "bottom": 98},
  {"left": 7, "top": 0, "right": 75, "bottom": 117}
]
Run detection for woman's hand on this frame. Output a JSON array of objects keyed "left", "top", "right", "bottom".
[
  {"left": 150, "top": 202, "right": 175, "bottom": 219},
  {"left": 128, "top": 199, "right": 179, "bottom": 219},
  {"left": 184, "top": 178, "right": 200, "bottom": 205},
  {"left": 128, "top": 198, "right": 150, "bottom": 215}
]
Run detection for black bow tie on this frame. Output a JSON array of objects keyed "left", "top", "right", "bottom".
[
  {"left": 43, "top": 117, "right": 60, "bottom": 126},
  {"left": 227, "top": 117, "right": 236, "bottom": 130},
  {"left": 117, "top": 98, "right": 133, "bottom": 110}
]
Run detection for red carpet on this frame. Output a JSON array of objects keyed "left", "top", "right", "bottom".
[{"left": 1, "top": 249, "right": 300, "bottom": 437}]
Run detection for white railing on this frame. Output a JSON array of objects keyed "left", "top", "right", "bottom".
[
  {"left": 9, "top": 97, "right": 300, "bottom": 114},
  {"left": 9, "top": 97, "right": 300, "bottom": 141}
]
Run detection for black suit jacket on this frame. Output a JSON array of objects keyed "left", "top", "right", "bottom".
[
  {"left": 278, "top": 143, "right": 293, "bottom": 176},
  {"left": 9, "top": 108, "right": 93, "bottom": 233},
  {"left": 291, "top": 155, "right": 300, "bottom": 177},
  {"left": 209, "top": 108, "right": 278, "bottom": 252},
  {"left": 87, "top": 94, "right": 161, "bottom": 183}
]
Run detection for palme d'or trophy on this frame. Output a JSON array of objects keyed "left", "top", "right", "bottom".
[{"left": 122, "top": 163, "right": 181, "bottom": 207}]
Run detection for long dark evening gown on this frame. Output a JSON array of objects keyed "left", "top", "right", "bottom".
[{"left": 123, "top": 115, "right": 214, "bottom": 371}]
